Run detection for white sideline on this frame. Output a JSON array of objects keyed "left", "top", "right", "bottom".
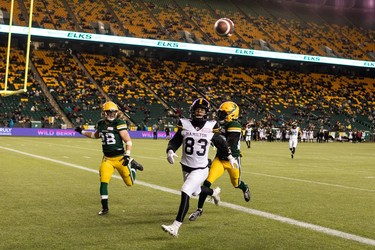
[
  {"left": 1, "top": 145, "right": 375, "bottom": 247},
  {"left": 252, "top": 172, "right": 375, "bottom": 192}
]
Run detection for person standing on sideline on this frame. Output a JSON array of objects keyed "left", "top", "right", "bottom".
[
  {"left": 289, "top": 122, "right": 301, "bottom": 159},
  {"left": 75, "top": 101, "right": 143, "bottom": 215},
  {"left": 152, "top": 123, "right": 159, "bottom": 139},
  {"left": 245, "top": 123, "right": 252, "bottom": 148},
  {"left": 164, "top": 125, "right": 171, "bottom": 140},
  {"left": 161, "top": 98, "right": 237, "bottom": 237},
  {"left": 189, "top": 101, "right": 251, "bottom": 222}
]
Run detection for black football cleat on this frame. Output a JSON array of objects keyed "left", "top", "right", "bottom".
[
  {"left": 189, "top": 209, "right": 203, "bottom": 221},
  {"left": 243, "top": 186, "right": 251, "bottom": 202},
  {"left": 98, "top": 208, "right": 109, "bottom": 215}
]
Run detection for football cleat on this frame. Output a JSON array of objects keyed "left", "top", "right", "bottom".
[
  {"left": 291, "top": 154, "right": 294, "bottom": 159},
  {"left": 209, "top": 187, "right": 221, "bottom": 206},
  {"left": 161, "top": 224, "right": 179, "bottom": 237},
  {"left": 98, "top": 208, "right": 109, "bottom": 215},
  {"left": 243, "top": 186, "right": 251, "bottom": 202},
  {"left": 189, "top": 209, "right": 203, "bottom": 221},
  {"left": 130, "top": 159, "right": 144, "bottom": 171}
]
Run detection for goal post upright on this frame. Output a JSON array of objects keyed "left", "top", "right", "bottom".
[
  {"left": 0, "top": 0, "right": 35, "bottom": 96},
  {"left": 23, "top": 0, "right": 35, "bottom": 93}
]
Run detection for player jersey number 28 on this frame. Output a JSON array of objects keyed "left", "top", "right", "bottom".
[
  {"left": 96, "top": 119, "right": 128, "bottom": 156},
  {"left": 101, "top": 132, "right": 117, "bottom": 145}
]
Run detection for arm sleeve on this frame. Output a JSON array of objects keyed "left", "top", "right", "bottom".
[
  {"left": 226, "top": 131, "right": 240, "bottom": 152},
  {"left": 211, "top": 133, "right": 231, "bottom": 158},
  {"left": 166, "top": 120, "right": 183, "bottom": 153}
]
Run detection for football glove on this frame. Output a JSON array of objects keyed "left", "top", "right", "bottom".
[
  {"left": 75, "top": 126, "right": 83, "bottom": 134},
  {"left": 167, "top": 150, "right": 178, "bottom": 164},
  {"left": 129, "top": 158, "right": 144, "bottom": 171},
  {"left": 122, "top": 154, "right": 130, "bottom": 166},
  {"left": 228, "top": 155, "right": 239, "bottom": 169}
]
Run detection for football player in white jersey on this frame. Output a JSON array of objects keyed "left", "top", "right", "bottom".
[
  {"left": 245, "top": 124, "right": 252, "bottom": 148},
  {"left": 289, "top": 122, "right": 301, "bottom": 159},
  {"left": 161, "top": 98, "right": 237, "bottom": 237},
  {"left": 189, "top": 101, "right": 251, "bottom": 222}
]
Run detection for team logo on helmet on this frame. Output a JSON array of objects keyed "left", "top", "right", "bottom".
[{"left": 217, "top": 101, "right": 239, "bottom": 123}]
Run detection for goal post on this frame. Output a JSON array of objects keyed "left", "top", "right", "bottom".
[{"left": 0, "top": 0, "right": 35, "bottom": 96}]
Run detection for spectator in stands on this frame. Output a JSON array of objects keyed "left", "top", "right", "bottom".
[{"left": 8, "top": 118, "right": 14, "bottom": 128}]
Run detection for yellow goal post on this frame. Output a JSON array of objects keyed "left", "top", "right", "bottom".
[{"left": 0, "top": 0, "right": 34, "bottom": 96}]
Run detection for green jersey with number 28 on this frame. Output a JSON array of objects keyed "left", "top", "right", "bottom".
[{"left": 96, "top": 119, "right": 128, "bottom": 157}]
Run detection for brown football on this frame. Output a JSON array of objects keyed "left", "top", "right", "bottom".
[{"left": 214, "top": 18, "right": 234, "bottom": 37}]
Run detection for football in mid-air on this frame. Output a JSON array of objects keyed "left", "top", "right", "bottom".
[{"left": 214, "top": 18, "right": 234, "bottom": 37}]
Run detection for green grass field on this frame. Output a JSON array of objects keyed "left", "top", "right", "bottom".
[{"left": 1, "top": 137, "right": 374, "bottom": 250}]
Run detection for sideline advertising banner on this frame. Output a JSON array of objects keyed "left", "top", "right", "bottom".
[{"left": 0, "top": 128, "right": 174, "bottom": 139}]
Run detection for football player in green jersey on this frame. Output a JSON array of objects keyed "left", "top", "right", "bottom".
[
  {"left": 75, "top": 101, "right": 143, "bottom": 215},
  {"left": 189, "top": 101, "right": 251, "bottom": 221}
]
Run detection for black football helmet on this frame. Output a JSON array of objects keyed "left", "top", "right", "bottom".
[{"left": 189, "top": 98, "right": 210, "bottom": 121}]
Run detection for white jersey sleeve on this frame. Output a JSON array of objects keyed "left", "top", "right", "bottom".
[{"left": 179, "top": 118, "right": 216, "bottom": 169}]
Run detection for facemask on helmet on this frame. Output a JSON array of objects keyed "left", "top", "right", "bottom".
[
  {"left": 217, "top": 101, "right": 239, "bottom": 123},
  {"left": 102, "top": 101, "right": 119, "bottom": 121},
  {"left": 189, "top": 98, "right": 210, "bottom": 121}
]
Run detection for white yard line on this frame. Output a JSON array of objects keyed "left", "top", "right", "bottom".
[
  {"left": 251, "top": 172, "right": 375, "bottom": 192},
  {"left": 1, "top": 145, "right": 375, "bottom": 247}
]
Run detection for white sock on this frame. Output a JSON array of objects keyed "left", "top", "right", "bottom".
[{"left": 173, "top": 220, "right": 182, "bottom": 229}]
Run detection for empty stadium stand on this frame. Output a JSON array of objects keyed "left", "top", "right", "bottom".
[{"left": 0, "top": 0, "right": 373, "bottom": 134}]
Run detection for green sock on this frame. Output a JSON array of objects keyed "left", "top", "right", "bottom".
[
  {"left": 237, "top": 181, "right": 248, "bottom": 192},
  {"left": 100, "top": 182, "right": 108, "bottom": 195},
  {"left": 100, "top": 182, "right": 109, "bottom": 209}
]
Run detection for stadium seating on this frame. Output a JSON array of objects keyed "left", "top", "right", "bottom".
[
  {"left": 0, "top": 0, "right": 24, "bottom": 26},
  {"left": 31, "top": 49, "right": 106, "bottom": 126},
  {"left": 0, "top": 0, "right": 373, "bottom": 133},
  {"left": 2, "top": 0, "right": 373, "bottom": 59}
]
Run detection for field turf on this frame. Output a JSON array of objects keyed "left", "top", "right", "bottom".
[{"left": 1, "top": 137, "right": 374, "bottom": 249}]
